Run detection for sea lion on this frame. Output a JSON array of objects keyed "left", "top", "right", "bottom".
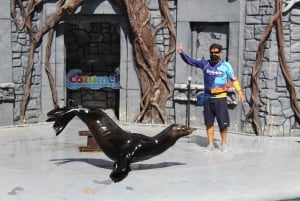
[{"left": 46, "top": 106, "right": 195, "bottom": 182}]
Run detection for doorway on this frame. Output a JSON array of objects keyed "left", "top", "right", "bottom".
[
  {"left": 64, "top": 19, "right": 120, "bottom": 118},
  {"left": 190, "top": 22, "right": 229, "bottom": 85}
]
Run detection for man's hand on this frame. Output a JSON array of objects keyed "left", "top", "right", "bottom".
[
  {"left": 238, "top": 91, "right": 245, "bottom": 102},
  {"left": 177, "top": 43, "right": 183, "bottom": 54}
]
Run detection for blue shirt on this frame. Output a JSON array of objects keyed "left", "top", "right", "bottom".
[{"left": 180, "top": 52, "right": 238, "bottom": 94}]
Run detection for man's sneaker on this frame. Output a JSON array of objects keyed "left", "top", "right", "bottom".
[
  {"left": 205, "top": 144, "right": 214, "bottom": 152},
  {"left": 220, "top": 144, "right": 229, "bottom": 152}
]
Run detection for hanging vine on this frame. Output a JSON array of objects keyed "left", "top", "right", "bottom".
[
  {"left": 245, "top": 0, "right": 300, "bottom": 135},
  {"left": 113, "top": 0, "right": 176, "bottom": 124}
]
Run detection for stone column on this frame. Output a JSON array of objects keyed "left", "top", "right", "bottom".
[{"left": 0, "top": 1, "right": 14, "bottom": 126}]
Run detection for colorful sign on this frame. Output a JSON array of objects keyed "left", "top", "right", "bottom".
[{"left": 66, "top": 68, "right": 120, "bottom": 90}]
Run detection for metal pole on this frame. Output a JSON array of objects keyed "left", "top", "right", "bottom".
[{"left": 186, "top": 76, "right": 191, "bottom": 127}]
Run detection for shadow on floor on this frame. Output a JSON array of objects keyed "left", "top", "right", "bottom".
[{"left": 50, "top": 158, "right": 186, "bottom": 170}]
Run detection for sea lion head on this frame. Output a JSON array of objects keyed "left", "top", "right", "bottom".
[{"left": 170, "top": 124, "right": 196, "bottom": 138}]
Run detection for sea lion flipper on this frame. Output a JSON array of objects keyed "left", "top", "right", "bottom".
[
  {"left": 110, "top": 153, "right": 132, "bottom": 182},
  {"left": 47, "top": 107, "right": 78, "bottom": 136}
]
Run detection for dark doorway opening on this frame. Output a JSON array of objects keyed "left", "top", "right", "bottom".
[{"left": 64, "top": 19, "right": 120, "bottom": 119}]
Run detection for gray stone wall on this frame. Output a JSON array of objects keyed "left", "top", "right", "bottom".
[
  {"left": 244, "top": 0, "right": 300, "bottom": 136},
  {"left": 3, "top": 0, "right": 300, "bottom": 136},
  {"left": 10, "top": 1, "right": 42, "bottom": 124},
  {"left": 4, "top": 0, "right": 177, "bottom": 125},
  {"left": 0, "top": 0, "right": 14, "bottom": 126}
]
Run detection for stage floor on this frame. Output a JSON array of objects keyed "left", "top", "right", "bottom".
[{"left": 1, "top": 118, "right": 300, "bottom": 201}]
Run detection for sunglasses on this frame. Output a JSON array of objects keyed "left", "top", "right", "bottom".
[{"left": 210, "top": 51, "right": 220, "bottom": 55}]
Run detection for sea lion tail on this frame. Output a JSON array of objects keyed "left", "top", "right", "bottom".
[{"left": 46, "top": 107, "right": 78, "bottom": 136}]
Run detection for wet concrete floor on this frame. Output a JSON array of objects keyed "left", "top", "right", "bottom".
[{"left": 1, "top": 118, "right": 300, "bottom": 201}]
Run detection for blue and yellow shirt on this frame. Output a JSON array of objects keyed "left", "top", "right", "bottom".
[{"left": 180, "top": 52, "right": 241, "bottom": 98}]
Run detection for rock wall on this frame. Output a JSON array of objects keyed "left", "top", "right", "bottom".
[
  {"left": 10, "top": 1, "right": 43, "bottom": 124},
  {"left": 2, "top": 0, "right": 300, "bottom": 136},
  {"left": 0, "top": 0, "right": 14, "bottom": 126},
  {"left": 5, "top": 0, "right": 177, "bottom": 125},
  {"left": 244, "top": 0, "right": 300, "bottom": 136}
]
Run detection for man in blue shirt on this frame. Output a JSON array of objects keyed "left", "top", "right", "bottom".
[{"left": 177, "top": 43, "right": 245, "bottom": 152}]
